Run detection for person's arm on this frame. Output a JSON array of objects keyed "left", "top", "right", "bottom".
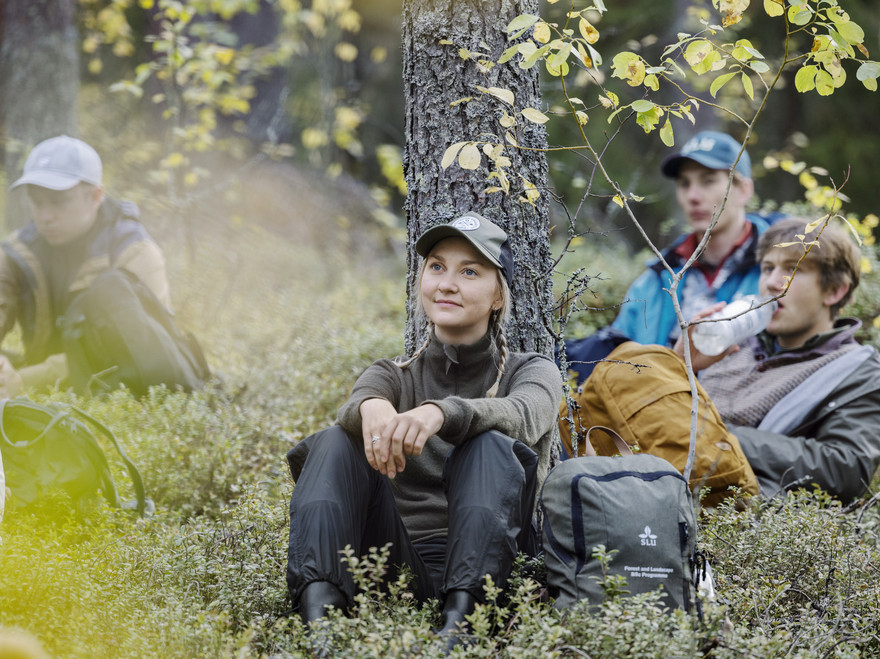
[
  {"left": 427, "top": 354, "right": 562, "bottom": 449},
  {"left": 337, "top": 359, "right": 404, "bottom": 435},
  {"left": 115, "top": 239, "right": 172, "bottom": 310},
  {"left": 731, "top": 377, "right": 880, "bottom": 502}
]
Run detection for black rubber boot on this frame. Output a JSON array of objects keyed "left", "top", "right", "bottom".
[
  {"left": 297, "top": 581, "right": 347, "bottom": 658},
  {"left": 435, "top": 589, "right": 477, "bottom": 654},
  {"left": 297, "top": 580, "right": 347, "bottom": 624}
]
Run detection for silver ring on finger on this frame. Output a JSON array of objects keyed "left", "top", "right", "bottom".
[{"left": 371, "top": 435, "right": 380, "bottom": 444}]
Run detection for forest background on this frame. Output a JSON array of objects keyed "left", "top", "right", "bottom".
[{"left": 1, "top": 0, "right": 880, "bottom": 657}]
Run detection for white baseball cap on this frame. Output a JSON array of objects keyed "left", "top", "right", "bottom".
[{"left": 10, "top": 135, "right": 103, "bottom": 190}]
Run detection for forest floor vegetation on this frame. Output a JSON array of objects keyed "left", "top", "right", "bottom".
[{"left": 1, "top": 206, "right": 879, "bottom": 658}]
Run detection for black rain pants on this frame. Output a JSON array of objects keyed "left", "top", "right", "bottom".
[{"left": 285, "top": 425, "right": 538, "bottom": 608}]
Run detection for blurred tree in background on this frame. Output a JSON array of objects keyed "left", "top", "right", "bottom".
[
  {"left": 0, "top": 0, "right": 80, "bottom": 229},
  {"left": 0, "top": 0, "right": 876, "bottom": 251}
]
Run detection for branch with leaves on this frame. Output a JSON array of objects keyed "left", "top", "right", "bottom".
[{"left": 437, "top": 0, "right": 878, "bottom": 481}]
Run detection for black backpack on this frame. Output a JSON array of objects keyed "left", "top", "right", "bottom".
[
  {"left": 61, "top": 268, "right": 209, "bottom": 397},
  {"left": 0, "top": 398, "right": 149, "bottom": 515},
  {"left": 540, "top": 426, "right": 699, "bottom": 611}
]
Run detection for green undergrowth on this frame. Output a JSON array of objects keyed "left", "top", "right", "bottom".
[{"left": 2, "top": 207, "right": 880, "bottom": 657}]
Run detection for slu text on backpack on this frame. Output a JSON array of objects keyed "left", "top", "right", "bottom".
[{"left": 540, "top": 426, "right": 698, "bottom": 612}]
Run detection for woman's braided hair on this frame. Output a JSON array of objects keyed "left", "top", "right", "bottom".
[{"left": 396, "top": 261, "right": 510, "bottom": 398}]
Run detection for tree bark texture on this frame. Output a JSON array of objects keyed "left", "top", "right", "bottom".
[
  {"left": 402, "top": 0, "right": 552, "bottom": 356},
  {"left": 1, "top": 0, "right": 79, "bottom": 231}
]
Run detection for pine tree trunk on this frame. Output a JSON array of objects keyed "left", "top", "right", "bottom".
[
  {"left": 0, "top": 0, "right": 79, "bottom": 231},
  {"left": 402, "top": 0, "right": 552, "bottom": 356}
]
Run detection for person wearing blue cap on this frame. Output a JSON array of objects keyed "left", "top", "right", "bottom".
[
  {"left": 284, "top": 212, "right": 561, "bottom": 650},
  {"left": 0, "top": 135, "right": 207, "bottom": 397},
  {"left": 609, "top": 130, "right": 777, "bottom": 348}
]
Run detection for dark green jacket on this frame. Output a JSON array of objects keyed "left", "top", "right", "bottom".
[{"left": 337, "top": 331, "right": 561, "bottom": 543}]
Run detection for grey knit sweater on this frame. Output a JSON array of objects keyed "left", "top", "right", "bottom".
[{"left": 337, "top": 331, "right": 561, "bottom": 543}]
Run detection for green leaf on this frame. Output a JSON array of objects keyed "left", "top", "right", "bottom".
[
  {"left": 520, "top": 44, "right": 551, "bottom": 69},
  {"left": 731, "top": 39, "right": 761, "bottom": 62},
  {"left": 835, "top": 20, "right": 865, "bottom": 45},
  {"left": 548, "top": 42, "right": 572, "bottom": 71},
  {"left": 684, "top": 40, "right": 720, "bottom": 75},
  {"left": 586, "top": 43, "right": 603, "bottom": 68},
  {"left": 741, "top": 72, "right": 754, "bottom": 99},
  {"left": 788, "top": 5, "right": 813, "bottom": 26},
  {"left": 660, "top": 118, "right": 674, "bottom": 147},
  {"left": 630, "top": 99, "right": 654, "bottom": 113},
  {"left": 545, "top": 57, "right": 569, "bottom": 77},
  {"left": 815, "top": 69, "right": 835, "bottom": 96},
  {"left": 498, "top": 44, "right": 520, "bottom": 64},
  {"left": 710, "top": 71, "right": 736, "bottom": 97},
  {"left": 506, "top": 14, "right": 540, "bottom": 39},
  {"left": 827, "top": 29, "right": 856, "bottom": 57},
  {"left": 751, "top": 61, "right": 771, "bottom": 74},
  {"left": 856, "top": 61, "right": 880, "bottom": 84},
  {"left": 635, "top": 105, "right": 661, "bottom": 133},
  {"left": 794, "top": 65, "right": 817, "bottom": 92}
]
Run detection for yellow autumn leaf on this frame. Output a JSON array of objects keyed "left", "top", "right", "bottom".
[
  {"left": 521, "top": 107, "right": 550, "bottom": 124},
  {"left": 335, "top": 43, "right": 358, "bottom": 62},
  {"left": 764, "top": 0, "right": 784, "bottom": 17},
  {"left": 458, "top": 143, "right": 482, "bottom": 170},
  {"left": 479, "top": 86, "right": 516, "bottom": 106},
  {"left": 578, "top": 17, "right": 599, "bottom": 44},
  {"left": 441, "top": 142, "right": 468, "bottom": 169},
  {"left": 612, "top": 194, "right": 624, "bottom": 208},
  {"left": 521, "top": 177, "right": 541, "bottom": 204},
  {"left": 533, "top": 21, "right": 551, "bottom": 44},
  {"left": 215, "top": 47, "right": 236, "bottom": 66}
]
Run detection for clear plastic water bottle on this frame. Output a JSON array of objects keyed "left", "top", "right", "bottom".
[{"left": 691, "top": 295, "right": 778, "bottom": 356}]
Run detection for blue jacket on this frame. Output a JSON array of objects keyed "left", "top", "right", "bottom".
[{"left": 611, "top": 214, "right": 771, "bottom": 346}]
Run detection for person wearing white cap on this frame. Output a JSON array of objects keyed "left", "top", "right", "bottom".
[
  {"left": 0, "top": 135, "right": 205, "bottom": 396},
  {"left": 284, "top": 212, "right": 561, "bottom": 650}
]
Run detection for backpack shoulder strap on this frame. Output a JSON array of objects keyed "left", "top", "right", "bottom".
[{"left": 67, "top": 405, "right": 148, "bottom": 516}]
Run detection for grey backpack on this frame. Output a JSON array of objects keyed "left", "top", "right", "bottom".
[{"left": 540, "top": 426, "right": 698, "bottom": 611}]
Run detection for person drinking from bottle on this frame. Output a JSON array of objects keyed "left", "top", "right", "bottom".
[{"left": 562, "top": 217, "right": 880, "bottom": 505}]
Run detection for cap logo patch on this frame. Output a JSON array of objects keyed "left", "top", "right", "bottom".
[
  {"left": 451, "top": 216, "right": 481, "bottom": 231},
  {"left": 682, "top": 136, "right": 717, "bottom": 155}
]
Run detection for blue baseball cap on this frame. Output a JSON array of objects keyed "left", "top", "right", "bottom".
[{"left": 661, "top": 130, "right": 751, "bottom": 179}]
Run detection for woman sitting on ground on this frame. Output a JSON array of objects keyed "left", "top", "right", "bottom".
[{"left": 285, "top": 212, "right": 561, "bottom": 644}]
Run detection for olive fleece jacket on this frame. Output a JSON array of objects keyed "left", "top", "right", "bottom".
[{"left": 337, "top": 331, "right": 562, "bottom": 544}]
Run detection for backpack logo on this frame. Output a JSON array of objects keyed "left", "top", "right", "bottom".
[{"left": 639, "top": 526, "right": 657, "bottom": 547}]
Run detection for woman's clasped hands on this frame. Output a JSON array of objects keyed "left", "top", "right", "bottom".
[{"left": 359, "top": 398, "right": 445, "bottom": 478}]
